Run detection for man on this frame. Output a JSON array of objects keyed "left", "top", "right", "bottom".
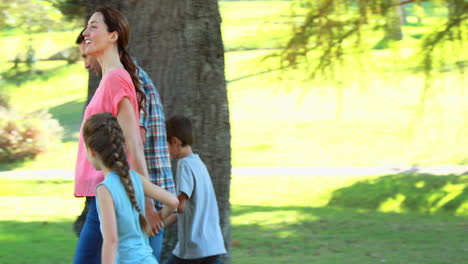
[{"left": 75, "top": 29, "right": 176, "bottom": 262}]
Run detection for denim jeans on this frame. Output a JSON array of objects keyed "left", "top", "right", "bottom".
[
  {"left": 73, "top": 197, "right": 102, "bottom": 264},
  {"left": 165, "top": 254, "right": 221, "bottom": 264},
  {"left": 149, "top": 227, "right": 165, "bottom": 262}
]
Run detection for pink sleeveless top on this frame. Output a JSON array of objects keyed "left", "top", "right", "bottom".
[{"left": 74, "top": 69, "right": 140, "bottom": 197}]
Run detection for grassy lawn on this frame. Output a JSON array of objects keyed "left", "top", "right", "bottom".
[{"left": 0, "top": 174, "right": 466, "bottom": 263}]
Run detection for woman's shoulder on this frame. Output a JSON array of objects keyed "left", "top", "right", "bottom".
[{"left": 102, "top": 68, "right": 132, "bottom": 85}]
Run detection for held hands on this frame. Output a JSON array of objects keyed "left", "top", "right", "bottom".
[{"left": 145, "top": 207, "right": 164, "bottom": 237}]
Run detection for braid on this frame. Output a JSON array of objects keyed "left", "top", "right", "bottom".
[
  {"left": 83, "top": 112, "right": 152, "bottom": 236},
  {"left": 105, "top": 118, "right": 152, "bottom": 236}
]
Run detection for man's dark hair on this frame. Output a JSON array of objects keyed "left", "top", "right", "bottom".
[
  {"left": 75, "top": 28, "right": 86, "bottom": 45},
  {"left": 166, "top": 115, "right": 193, "bottom": 147}
]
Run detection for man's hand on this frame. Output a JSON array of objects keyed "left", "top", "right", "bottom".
[{"left": 145, "top": 198, "right": 163, "bottom": 236}]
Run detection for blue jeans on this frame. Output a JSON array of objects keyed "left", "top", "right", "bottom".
[
  {"left": 149, "top": 227, "right": 165, "bottom": 262},
  {"left": 73, "top": 197, "right": 102, "bottom": 264}
]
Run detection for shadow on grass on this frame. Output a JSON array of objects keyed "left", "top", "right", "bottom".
[
  {"left": 231, "top": 204, "right": 467, "bottom": 264},
  {"left": 0, "top": 160, "right": 28, "bottom": 171},
  {"left": 328, "top": 173, "right": 468, "bottom": 215},
  {"left": 0, "top": 220, "right": 76, "bottom": 264},
  {"left": 2, "top": 62, "right": 71, "bottom": 87},
  {"left": 48, "top": 100, "right": 84, "bottom": 142}
]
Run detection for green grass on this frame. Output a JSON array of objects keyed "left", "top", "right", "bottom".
[
  {"left": 1, "top": 62, "right": 87, "bottom": 113},
  {"left": 0, "top": 173, "right": 466, "bottom": 263}
]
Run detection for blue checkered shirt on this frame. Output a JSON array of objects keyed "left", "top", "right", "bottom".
[{"left": 138, "top": 67, "right": 175, "bottom": 210}]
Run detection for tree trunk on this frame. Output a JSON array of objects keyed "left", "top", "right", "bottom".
[
  {"left": 85, "top": 1, "right": 231, "bottom": 263},
  {"left": 385, "top": 0, "right": 403, "bottom": 41}
]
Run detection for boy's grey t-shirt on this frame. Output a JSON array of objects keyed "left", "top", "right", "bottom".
[{"left": 173, "top": 153, "right": 227, "bottom": 259}]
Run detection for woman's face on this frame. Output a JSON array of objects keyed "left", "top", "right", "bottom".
[{"left": 82, "top": 12, "right": 114, "bottom": 56}]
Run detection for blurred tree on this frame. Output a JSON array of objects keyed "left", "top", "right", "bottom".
[
  {"left": 385, "top": 0, "right": 404, "bottom": 41},
  {"left": 282, "top": 0, "right": 467, "bottom": 79},
  {"left": 81, "top": 1, "right": 232, "bottom": 263},
  {"left": 47, "top": 0, "right": 86, "bottom": 22},
  {"left": 0, "top": 0, "right": 64, "bottom": 33}
]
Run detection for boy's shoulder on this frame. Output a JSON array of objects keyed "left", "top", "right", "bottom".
[
  {"left": 178, "top": 154, "right": 208, "bottom": 174},
  {"left": 179, "top": 153, "right": 204, "bottom": 166}
]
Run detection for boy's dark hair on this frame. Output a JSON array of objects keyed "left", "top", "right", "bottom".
[
  {"left": 166, "top": 115, "right": 193, "bottom": 147},
  {"left": 75, "top": 28, "right": 86, "bottom": 45}
]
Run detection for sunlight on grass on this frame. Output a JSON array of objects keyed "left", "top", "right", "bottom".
[
  {"left": 378, "top": 193, "right": 406, "bottom": 213},
  {"left": 2, "top": 63, "right": 87, "bottom": 113},
  {"left": 0, "top": 196, "right": 82, "bottom": 222},
  {"left": 232, "top": 209, "right": 320, "bottom": 226},
  {"left": 0, "top": 29, "right": 81, "bottom": 61},
  {"left": 6, "top": 142, "right": 79, "bottom": 171}
]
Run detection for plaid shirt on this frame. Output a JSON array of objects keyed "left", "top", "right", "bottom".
[{"left": 138, "top": 67, "right": 175, "bottom": 209}]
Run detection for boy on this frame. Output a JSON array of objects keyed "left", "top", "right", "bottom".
[{"left": 164, "top": 115, "right": 226, "bottom": 264}]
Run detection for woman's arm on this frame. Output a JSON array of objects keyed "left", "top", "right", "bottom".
[
  {"left": 96, "top": 185, "right": 118, "bottom": 264},
  {"left": 117, "top": 98, "right": 148, "bottom": 178},
  {"left": 117, "top": 98, "right": 163, "bottom": 234},
  {"left": 140, "top": 175, "right": 179, "bottom": 219}
]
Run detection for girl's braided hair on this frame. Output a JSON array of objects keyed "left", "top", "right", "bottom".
[{"left": 83, "top": 112, "right": 152, "bottom": 236}]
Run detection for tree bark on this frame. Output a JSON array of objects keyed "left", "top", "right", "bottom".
[
  {"left": 84, "top": 1, "right": 231, "bottom": 263},
  {"left": 385, "top": 0, "right": 404, "bottom": 41}
]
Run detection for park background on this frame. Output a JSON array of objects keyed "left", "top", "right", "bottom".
[{"left": 0, "top": 0, "right": 467, "bottom": 263}]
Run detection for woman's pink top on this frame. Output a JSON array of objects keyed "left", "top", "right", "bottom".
[{"left": 74, "top": 69, "right": 140, "bottom": 197}]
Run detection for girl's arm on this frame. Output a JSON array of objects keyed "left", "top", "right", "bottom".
[
  {"left": 96, "top": 185, "right": 118, "bottom": 264},
  {"left": 117, "top": 98, "right": 161, "bottom": 233},
  {"left": 140, "top": 175, "right": 179, "bottom": 219}
]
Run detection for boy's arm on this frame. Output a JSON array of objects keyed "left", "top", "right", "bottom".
[
  {"left": 96, "top": 185, "right": 118, "bottom": 264},
  {"left": 164, "top": 213, "right": 177, "bottom": 228},
  {"left": 177, "top": 193, "right": 188, "bottom": 213}
]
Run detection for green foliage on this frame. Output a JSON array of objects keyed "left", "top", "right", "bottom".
[
  {"left": 48, "top": 0, "right": 86, "bottom": 22},
  {"left": 0, "top": 0, "right": 66, "bottom": 33},
  {"left": 281, "top": 0, "right": 468, "bottom": 80}
]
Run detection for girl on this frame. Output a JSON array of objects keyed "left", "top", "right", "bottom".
[
  {"left": 74, "top": 6, "right": 162, "bottom": 263},
  {"left": 83, "top": 112, "right": 179, "bottom": 264}
]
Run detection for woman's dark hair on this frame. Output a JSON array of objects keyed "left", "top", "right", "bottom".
[
  {"left": 166, "top": 115, "right": 194, "bottom": 147},
  {"left": 95, "top": 6, "right": 145, "bottom": 112},
  {"left": 83, "top": 112, "right": 152, "bottom": 236}
]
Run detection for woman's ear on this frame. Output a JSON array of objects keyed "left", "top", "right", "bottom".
[{"left": 110, "top": 31, "right": 119, "bottom": 42}]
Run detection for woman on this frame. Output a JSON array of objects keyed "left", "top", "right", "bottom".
[{"left": 74, "top": 7, "right": 163, "bottom": 264}]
